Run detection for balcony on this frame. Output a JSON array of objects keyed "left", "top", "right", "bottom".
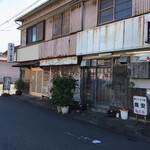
[{"left": 17, "top": 34, "right": 77, "bottom": 62}]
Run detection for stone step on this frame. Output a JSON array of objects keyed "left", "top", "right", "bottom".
[{"left": 92, "top": 104, "right": 110, "bottom": 113}]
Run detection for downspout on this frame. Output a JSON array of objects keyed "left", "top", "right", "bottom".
[{"left": 81, "top": 1, "right": 84, "bottom": 31}]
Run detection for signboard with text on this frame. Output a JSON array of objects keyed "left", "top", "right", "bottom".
[
  {"left": 133, "top": 96, "right": 149, "bottom": 116},
  {"left": 8, "top": 43, "right": 14, "bottom": 63},
  {"left": 148, "top": 21, "right": 150, "bottom": 43},
  {"left": 3, "top": 77, "right": 11, "bottom": 90}
]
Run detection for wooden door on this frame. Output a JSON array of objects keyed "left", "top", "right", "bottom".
[{"left": 30, "top": 68, "right": 43, "bottom": 97}]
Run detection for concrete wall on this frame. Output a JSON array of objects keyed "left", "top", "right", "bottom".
[{"left": 0, "top": 61, "right": 20, "bottom": 82}]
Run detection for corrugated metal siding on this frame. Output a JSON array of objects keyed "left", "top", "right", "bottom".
[
  {"left": 83, "top": 0, "right": 97, "bottom": 30},
  {"left": 77, "top": 14, "right": 150, "bottom": 56},
  {"left": 70, "top": 3, "right": 82, "bottom": 33},
  {"left": 40, "top": 34, "right": 77, "bottom": 59},
  {"left": 132, "top": 0, "right": 150, "bottom": 16}
]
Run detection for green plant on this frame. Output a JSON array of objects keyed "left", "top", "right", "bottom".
[
  {"left": 50, "top": 76, "right": 77, "bottom": 107},
  {"left": 15, "top": 79, "right": 25, "bottom": 91}
]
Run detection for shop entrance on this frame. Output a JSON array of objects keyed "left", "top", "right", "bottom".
[
  {"left": 82, "top": 59, "right": 112, "bottom": 106},
  {"left": 30, "top": 68, "right": 43, "bottom": 97}
]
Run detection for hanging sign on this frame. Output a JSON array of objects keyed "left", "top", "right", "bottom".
[
  {"left": 3, "top": 77, "right": 11, "bottom": 90},
  {"left": 8, "top": 43, "right": 14, "bottom": 63},
  {"left": 133, "top": 96, "right": 149, "bottom": 116}
]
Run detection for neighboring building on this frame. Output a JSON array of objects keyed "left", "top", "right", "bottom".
[
  {"left": 15, "top": 0, "right": 150, "bottom": 110},
  {"left": 0, "top": 47, "right": 20, "bottom": 95}
]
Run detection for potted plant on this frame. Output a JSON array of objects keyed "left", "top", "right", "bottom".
[
  {"left": 50, "top": 76, "right": 76, "bottom": 114},
  {"left": 15, "top": 79, "right": 25, "bottom": 96}
]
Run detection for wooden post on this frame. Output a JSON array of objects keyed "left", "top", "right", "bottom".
[{"left": 134, "top": 114, "right": 138, "bottom": 125}]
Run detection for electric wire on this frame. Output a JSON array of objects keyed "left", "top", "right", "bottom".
[{"left": 0, "top": 0, "right": 44, "bottom": 27}]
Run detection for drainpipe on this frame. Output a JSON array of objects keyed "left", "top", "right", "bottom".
[{"left": 81, "top": 1, "right": 84, "bottom": 31}]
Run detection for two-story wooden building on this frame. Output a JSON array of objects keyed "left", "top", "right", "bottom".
[
  {"left": 15, "top": 0, "right": 84, "bottom": 100},
  {"left": 16, "top": 0, "right": 150, "bottom": 110}
]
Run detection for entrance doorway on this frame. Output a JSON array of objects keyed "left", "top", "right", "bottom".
[
  {"left": 82, "top": 59, "right": 112, "bottom": 106},
  {"left": 30, "top": 68, "right": 43, "bottom": 97}
]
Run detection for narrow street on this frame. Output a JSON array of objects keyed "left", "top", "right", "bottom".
[{"left": 0, "top": 96, "right": 149, "bottom": 150}]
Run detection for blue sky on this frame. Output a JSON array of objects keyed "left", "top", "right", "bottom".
[{"left": 0, "top": 0, "right": 48, "bottom": 52}]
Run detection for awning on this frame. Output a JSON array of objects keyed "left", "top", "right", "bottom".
[{"left": 12, "top": 61, "right": 40, "bottom": 67}]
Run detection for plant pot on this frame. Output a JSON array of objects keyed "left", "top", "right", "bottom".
[
  {"left": 120, "top": 109, "right": 129, "bottom": 120},
  {"left": 61, "top": 106, "right": 69, "bottom": 114},
  {"left": 15, "top": 90, "right": 22, "bottom": 96},
  {"left": 57, "top": 106, "right": 62, "bottom": 113}
]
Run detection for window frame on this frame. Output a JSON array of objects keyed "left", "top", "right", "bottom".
[
  {"left": 98, "top": 0, "right": 132, "bottom": 25},
  {"left": 26, "top": 21, "right": 45, "bottom": 45}
]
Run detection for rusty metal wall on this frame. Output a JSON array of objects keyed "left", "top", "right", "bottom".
[
  {"left": 132, "top": 0, "right": 150, "bottom": 16},
  {"left": 77, "top": 13, "right": 150, "bottom": 56},
  {"left": 83, "top": 0, "right": 97, "bottom": 30},
  {"left": 40, "top": 34, "right": 77, "bottom": 59},
  {"left": 70, "top": 3, "right": 82, "bottom": 33}
]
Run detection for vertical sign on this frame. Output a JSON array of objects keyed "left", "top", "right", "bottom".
[
  {"left": 8, "top": 43, "right": 14, "bottom": 63},
  {"left": 148, "top": 21, "right": 150, "bottom": 43},
  {"left": 133, "top": 96, "right": 148, "bottom": 116},
  {"left": 3, "top": 77, "right": 11, "bottom": 90}
]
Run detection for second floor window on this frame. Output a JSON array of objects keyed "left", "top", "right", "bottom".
[
  {"left": 27, "top": 21, "right": 44, "bottom": 44},
  {"left": 99, "top": 0, "right": 132, "bottom": 24},
  {"left": 52, "top": 10, "right": 70, "bottom": 38}
]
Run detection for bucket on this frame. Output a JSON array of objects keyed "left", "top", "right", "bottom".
[{"left": 120, "top": 109, "right": 129, "bottom": 120}]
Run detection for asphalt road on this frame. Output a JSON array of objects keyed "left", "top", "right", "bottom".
[{"left": 0, "top": 96, "right": 149, "bottom": 150}]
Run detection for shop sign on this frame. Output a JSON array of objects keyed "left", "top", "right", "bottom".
[
  {"left": 133, "top": 96, "right": 148, "bottom": 116},
  {"left": 8, "top": 43, "right": 14, "bottom": 63},
  {"left": 3, "top": 77, "right": 11, "bottom": 90},
  {"left": 147, "top": 21, "right": 150, "bottom": 43}
]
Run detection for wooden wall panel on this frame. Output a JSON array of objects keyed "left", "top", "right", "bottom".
[
  {"left": 70, "top": 3, "right": 82, "bottom": 33},
  {"left": 52, "top": 14, "right": 61, "bottom": 37},
  {"left": 45, "top": 18, "right": 53, "bottom": 41},
  {"left": 36, "top": 21, "right": 44, "bottom": 41},
  {"left": 21, "top": 30, "right": 26, "bottom": 47},
  {"left": 62, "top": 10, "right": 70, "bottom": 35},
  {"left": 83, "top": 0, "right": 97, "bottom": 30},
  {"left": 23, "top": 0, "right": 72, "bottom": 25},
  {"left": 132, "top": 0, "right": 150, "bottom": 16}
]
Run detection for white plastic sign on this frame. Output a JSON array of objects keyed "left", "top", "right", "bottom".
[{"left": 133, "top": 96, "right": 148, "bottom": 115}]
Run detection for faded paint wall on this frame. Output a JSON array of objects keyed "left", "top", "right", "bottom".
[
  {"left": 43, "top": 65, "right": 81, "bottom": 101},
  {"left": 0, "top": 61, "right": 20, "bottom": 82},
  {"left": 17, "top": 45, "right": 40, "bottom": 62},
  {"left": 83, "top": 0, "right": 97, "bottom": 30},
  {"left": 21, "top": 30, "right": 26, "bottom": 47},
  {"left": 70, "top": 3, "right": 82, "bottom": 33},
  {"left": 45, "top": 18, "right": 53, "bottom": 41},
  {"left": 132, "top": 0, "right": 150, "bottom": 16}
]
